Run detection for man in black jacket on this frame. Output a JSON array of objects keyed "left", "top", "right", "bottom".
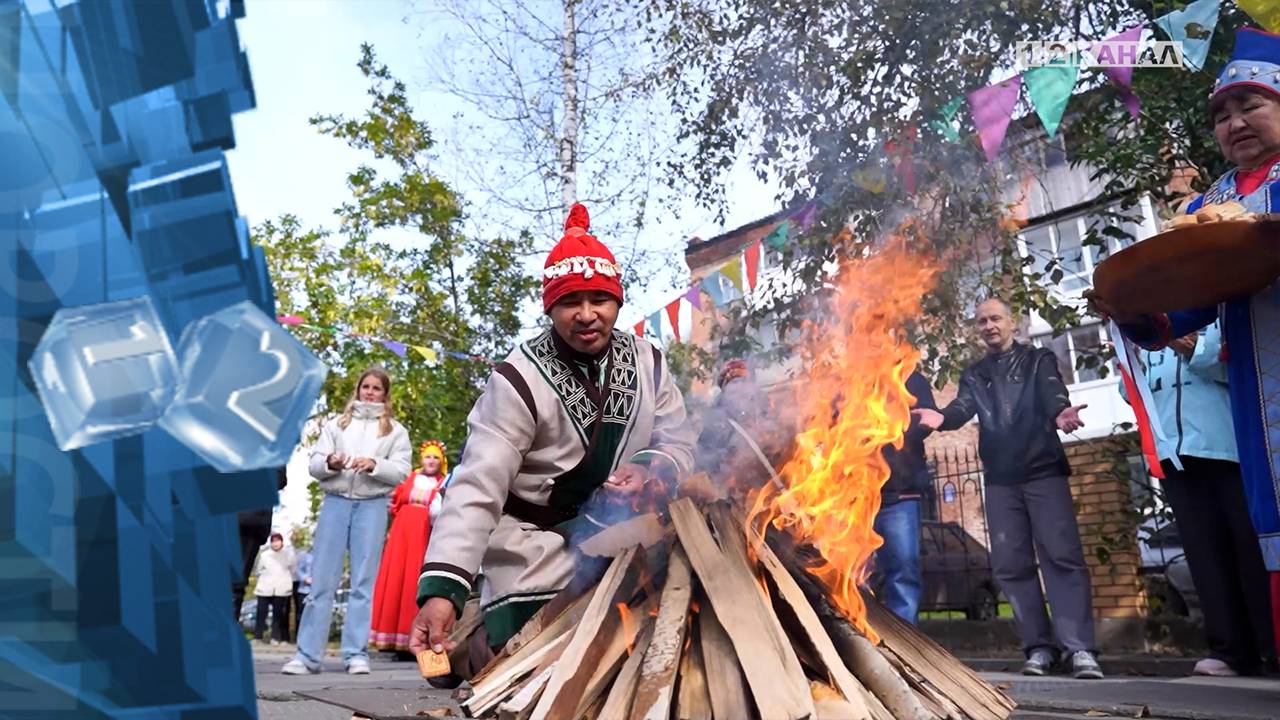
[
  {"left": 872, "top": 370, "right": 936, "bottom": 625},
  {"left": 915, "top": 298, "right": 1101, "bottom": 679}
]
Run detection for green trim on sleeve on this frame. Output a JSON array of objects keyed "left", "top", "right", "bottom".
[{"left": 417, "top": 575, "right": 470, "bottom": 617}]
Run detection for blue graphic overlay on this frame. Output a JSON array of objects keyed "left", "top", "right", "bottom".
[
  {"left": 1, "top": 1, "right": 284, "bottom": 717},
  {"left": 162, "top": 301, "right": 326, "bottom": 472},
  {"left": 28, "top": 296, "right": 179, "bottom": 450}
]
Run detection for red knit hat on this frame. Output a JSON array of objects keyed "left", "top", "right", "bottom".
[{"left": 542, "top": 203, "right": 624, "bottom": 312}]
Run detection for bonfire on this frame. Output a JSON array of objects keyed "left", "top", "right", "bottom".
[{"left": 450, "top": 249, "right": 1016, "bottom": 720}]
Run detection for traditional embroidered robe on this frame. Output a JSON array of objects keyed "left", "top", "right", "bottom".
[
  {"left": 417, "top": 329, "right": 695, "bottom": 644},
  {"left": 1123, "top": 167, "right": 1280, "bottom": 571}
]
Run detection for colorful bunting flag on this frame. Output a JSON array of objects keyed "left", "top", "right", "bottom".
[
  {"left": 793, "top": 202, "right": 818, "bottom": 231},
  {"left": 382, "top": 340, "right": 408, "bottom": 358},
  {"left": 1239, "top": 0, "right": 1280, "bottom": 33},
  {"left": 634, "top": 320, "right": 645, "bottom": 336},
  {"left": 744, "top": 241, "right": 761, "bottom": 291},
  {"left": 1023, "top": 61, "right": 1079, "bottom": 138},
  {"left": 665, "top": 299, "right": 682, "bottom": 343},
  {"left": 1155, "top": 0, "right": 1221, "bottom": 72},
  {"left": 1092, "top": 25, "right": 1143, "bottom": 90},
  {"left": 413, "top": 345, "right": 438, "bottom": 363},
  {"left": 682, "top": 284, "right": 702, "bottom": 311},
  {"left": 277, "top": 315, "right": 304, "bottom": 326},
  {"left": 647, "top": 310, "right": 663, "bottom": 342},
  {"left": 930, "top": 97, "right": 964, "bottom": 143},
  {"left": 764, "top": 219, "right": 792, "bottom": 251},
  {"left": 699, "top": 275, "right": 726, "bottom": 307},
  {"left": 969, "top": 75, "right": 1023, "bottom": 163},
  {"left": 719, "top": 257, "right": 744, "bottom": 292}
]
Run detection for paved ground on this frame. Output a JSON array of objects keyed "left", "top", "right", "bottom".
[{"left": 253, "top": 643, "right": 1280, "bottom": 720}]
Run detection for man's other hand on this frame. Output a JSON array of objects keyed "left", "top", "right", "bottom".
[
  {"left": 1056, "top": 404, "right": 1088, "bottom": 433},
  {"left": 409, "top": 597, "right": 458, "bottom": 655},
  {"left": 911, "top": 408, "right": 945, "bottom": 431}
]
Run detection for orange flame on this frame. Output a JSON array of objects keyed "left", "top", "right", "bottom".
[
  {"left": 748, "top": 246, "right": 938, "bottom": 642},
  {"left": 616, "top": 602, "right": 636, "bottom": 655}
]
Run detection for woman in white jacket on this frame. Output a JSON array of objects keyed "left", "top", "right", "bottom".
[
  {"left": 283, "top": 367, "right": 412, "bottom": 676},
  {"left": 253, "top": 533, "right": 295, "bottom": 645}
]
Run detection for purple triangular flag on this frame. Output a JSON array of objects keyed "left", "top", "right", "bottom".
[
  {"left": 683, "top": 284, "right": 702, "bottom": 311},
  {"left": 968, "top": 75, "right": 1023, "bottom": 163},
  {"left": 382, "top": 339, "right": 407, "bottom": 358},
  {"left": 793, "top": 201, "right": 819, "bottom": 231},
  {"left": 1120, "top": 89, "right": 1141, "bottom": 121}
]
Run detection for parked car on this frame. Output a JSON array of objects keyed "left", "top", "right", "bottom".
[
  {"left": 1138, "top": 518, "right": 1198, "bottom": 616},
  {"left": 913, "top": 520, "right": 1001, "bottom": 619}
]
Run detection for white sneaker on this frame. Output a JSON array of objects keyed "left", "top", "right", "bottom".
[
  {"left": 346, "top": 658, "right": 371, "bottom": 675},
  {"left": 1193, "top": 658, "right": 1238, "bottom": 677},
  {"left": 281, "top": 659, "right": 317, "bottom": 675}
]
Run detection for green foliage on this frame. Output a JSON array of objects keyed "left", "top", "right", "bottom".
[
  {"left": 643, "top": 1, "right": 1243, "bottom": 384},
  {"left": 255, "top": 45, "right": 538, "bottom": 503},
  {"left": 665, "top": 341, "right": 717, "bottom": 395}
]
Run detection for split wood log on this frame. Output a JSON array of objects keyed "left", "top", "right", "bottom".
[
  {"left": 530, "top": 547, "right": 646, "bottom": 720},
  {"left": 674, "top": 632, "right": 712, "bottom": 720},
  {"left": 862, "top": 592, "right": 1015, "bottom": 720},
  {"left": 498, "top": 664, "right": 555, "bottom": 720},
  {"left": 627, "top": 546, "right": 693, "bottom": 720},
  {"left": 696, "top": 603, "right": 750, "bottom": 720},
  {"left": 578, "top": 513, "right": 668, "bottom": 557},
  {"left": 479, "top": 587, "right": 594, "bottom": 685},
  {"left": 446, "top": 597, "right": 486, "bottom": 675},
  {"left": 811, "top": 680, "right": 870, "bottom": 720},
  {"left": 750, "top": 528, "right": 871, "bottom": 719},
  {"left": 763, "top": 530, "right": 931, "bottom": 720},
  {"left": 597, "top": 623, "right": 654, "bottom": 720},
  {"left": 464, "top": 632, "right": 572, "bottom": 718},
  {"left": 670, "top": 499, "right": 815, "bottom": 720},
  {"left": 572, "top": 598, "right": 657, "bottom": 719}
]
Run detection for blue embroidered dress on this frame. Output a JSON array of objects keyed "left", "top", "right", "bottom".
[{"left": 1119, "top": 28, "right": 1280, "bottom": 571}]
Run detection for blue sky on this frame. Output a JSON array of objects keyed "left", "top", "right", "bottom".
[{"left": 224, "top": 0, "right": 776, "bottom": 334}]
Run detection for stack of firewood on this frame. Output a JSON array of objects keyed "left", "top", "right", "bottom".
[{"left": 459, "top": 499, "right": 1016, "bottom": 720}]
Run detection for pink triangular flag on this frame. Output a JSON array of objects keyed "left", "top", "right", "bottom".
[
  {"left": 1092, "top": 25, "right": 1143, "bottom": 89},
  {"left": 1120, "top": 88, "right": 1141, "bottom": 121},
  {"left": 277, "top": 314, "right": 304, "bottom": 326},
  {"left": 682, "top": 285, "right": 702, "bottom": 311},
  {"left": 665, "top": 300, "right": 682, "bottom": 343},
  {"left": 968, "top": 75, "right": 1023, "bottom": 163},
  {"left": 744, "top": 241, "right": 761, "bottom": 291}
]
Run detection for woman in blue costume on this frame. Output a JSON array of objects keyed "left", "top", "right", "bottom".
[{"left": 1091, "top": 29, "right": 1280, "bottom": 607}]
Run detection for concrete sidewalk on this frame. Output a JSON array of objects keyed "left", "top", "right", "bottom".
[{"left": 253, "top": 644, "right": 1280, "bottom": 720}]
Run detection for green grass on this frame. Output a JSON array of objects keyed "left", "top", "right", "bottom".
[{"left": 919, "top": 602, "right": 1016, "bottom": 620}]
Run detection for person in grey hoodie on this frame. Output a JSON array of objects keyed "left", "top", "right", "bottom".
[
  {"left": 283, "top": 367, "right": 412, "bottom": 676},
  {"left": 1123, "top": 322, "right": 1274, "bottom": 676}
]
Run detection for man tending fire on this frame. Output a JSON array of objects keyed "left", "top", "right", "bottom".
[{"left": 408, "top": 203, "right": 696, "bottom": 681}]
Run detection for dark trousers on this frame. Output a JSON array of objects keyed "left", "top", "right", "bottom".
[
  {"left": 1161, "top": 456, "right": 1275, "bottom": 672},
  {"left": 255, "top": 596, "right": 290, "bottom": 642},
  {"left": 986, "top": 475, "right": 1096, "bottom": 656}
]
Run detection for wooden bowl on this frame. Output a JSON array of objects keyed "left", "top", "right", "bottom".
[{"left": 1092, "top": 217, "right": 1280, "bottom": 315}]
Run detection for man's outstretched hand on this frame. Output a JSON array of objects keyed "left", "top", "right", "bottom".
[
  {"left": 1056, "top": 404, "right": 1088, "bottom": 433},
  {"left": 409, "top": 597, "right": 458, "bottom": 655},
  {"left": 911, "top": 408, "right": 945, "bottom": 431}
]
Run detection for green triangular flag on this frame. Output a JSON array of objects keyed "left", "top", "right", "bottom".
[
  {"left": 930, "top": 97, "right": 964, "bottom": 143},
  {"left": 719, "top": 258, "right": 744, "bottom": 292},
  {"left": 764, "top": 219, "right": 791, "bottom": 251},
  {"left": 1023, "top": 62, "right": 1079, "bottom": 139}
]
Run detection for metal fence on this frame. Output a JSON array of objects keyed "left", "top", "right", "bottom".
[{"left": 916, "top": 445, "right": 999, "bottom": 618}]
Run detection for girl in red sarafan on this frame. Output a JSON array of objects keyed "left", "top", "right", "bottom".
[{"left": 370, "top": 440, "right": 449, "bottom": 654}]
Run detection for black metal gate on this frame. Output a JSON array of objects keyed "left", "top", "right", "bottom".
[{"left": 917, "top": 445, "right": 999, "bottom": 618}]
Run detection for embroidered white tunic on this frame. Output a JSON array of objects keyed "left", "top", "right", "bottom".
[{"left": 417, "top": 329, "right": 694, "bottom": 644}]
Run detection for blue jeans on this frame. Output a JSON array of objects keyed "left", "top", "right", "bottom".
[
  {"left": 292, "top": 494, "right": 388, "bottom": 669},
  {"left": 873, "top": 499, "right": 922, "bottom": 624}
]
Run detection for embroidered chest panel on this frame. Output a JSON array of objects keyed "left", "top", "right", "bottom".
[
  {"left": 1201, "top": 163, "right": 1280, "bottom": 213},
  {"left": 522, "top": 330, "right": 640, "bottom": 445}
]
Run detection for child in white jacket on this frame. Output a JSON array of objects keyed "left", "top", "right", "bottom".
[
  {"left": 253, "top": 533, "right": 295, "bottom": 644},
  {"left": 283, "top": 368, "right": 411, "bottom": 676}
]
